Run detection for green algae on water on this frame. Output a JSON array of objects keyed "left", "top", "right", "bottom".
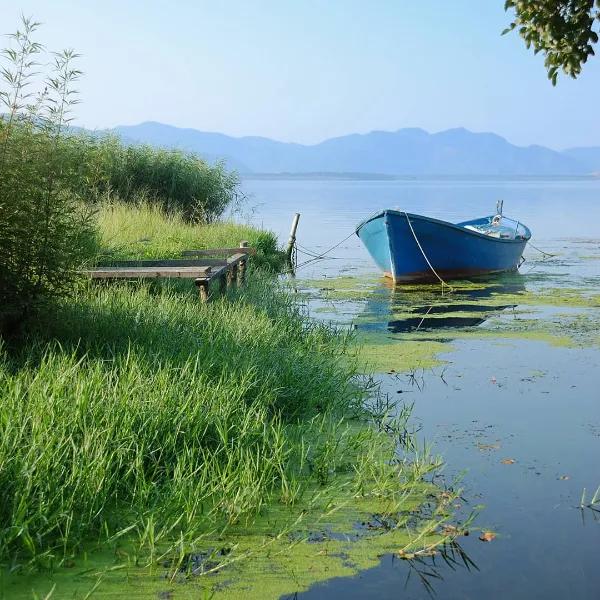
[
  {"left": 2, "top": 418, "right": 460, "bottom": 599},
  {"left": 355, "top": 333, "right": 449, "bottom": 373}
]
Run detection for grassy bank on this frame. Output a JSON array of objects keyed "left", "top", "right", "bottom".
[
  {"left": 0, "top": 206, "right": 459, "bottom": 598},
  {"left": 95, "top": 201, "right": 284, "bottom": 270},
  {"left": 0, "top": 280, "right": 356, "bottom": 558}
]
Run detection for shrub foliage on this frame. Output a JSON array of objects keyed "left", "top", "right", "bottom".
[
  {"left": 85, "top": 136, "right": 242, "bottom": 222},
  {"left": 0, "top": 18, "right": 96, "bottom": 334},
  {"left": 0, "top": 17, "right": 245, "bottom": 335}
]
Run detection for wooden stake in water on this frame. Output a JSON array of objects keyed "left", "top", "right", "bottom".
[{"left": 286, "top": 213, "right": 301, "bottom": 269}]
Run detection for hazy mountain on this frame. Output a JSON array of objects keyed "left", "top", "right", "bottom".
[
  {"left": 562, "top": 147, "right": 600, "bottom": 174},
  {"left": 111, "top": 121, "right": 598, "bottom": 176}
]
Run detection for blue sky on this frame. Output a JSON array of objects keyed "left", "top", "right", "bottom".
[{"left": 2, "top": 0, "right": 599, "bottom": 149}]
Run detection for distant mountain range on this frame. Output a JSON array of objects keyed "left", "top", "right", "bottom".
[{"left": 109, "top": 121, "right": 600, "bottom": 177}]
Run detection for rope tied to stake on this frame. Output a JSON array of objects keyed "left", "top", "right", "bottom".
[{"left": 293, "top": 231, "right": 357, "bottom": 271}]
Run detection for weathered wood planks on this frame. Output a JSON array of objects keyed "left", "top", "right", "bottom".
[
  {"left": 99, "top": 259, "right": 227, "bottom": 268},
  {"left": 182, "top": 247, "right": 257, "bottom": 257},
  {"left": 82, "top": 242, "right": 254, "bottom": 302},
  {"left": 83, "top": 266, "right": 213, "bottom": 279}
]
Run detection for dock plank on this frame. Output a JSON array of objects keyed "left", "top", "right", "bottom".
[
  {"left": 101, "top": 259, "right": 227, "bottom": 268},
  {"left": 84, "top": 266, "right": 213, "bottom": 279},
  {"left": 82, "top": 247, "right": 251, "bottom": 302},
  {"left": 182, "top": 247, "right": 256, "bottom": 257},
  {"left": 226, "top": 252, "right": 249, "bottom": 267}
]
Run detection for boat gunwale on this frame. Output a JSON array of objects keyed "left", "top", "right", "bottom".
[{"left": 355, "top": 209, "right": 532, "bottom": 244}]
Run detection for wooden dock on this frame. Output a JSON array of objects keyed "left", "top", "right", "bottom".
[{"left": 82, "top": 242, "right": 254, "bottom": 301}]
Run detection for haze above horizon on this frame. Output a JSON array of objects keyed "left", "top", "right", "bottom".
[{"left": 2, "top": 0, "right": 599, "bottom": 150}]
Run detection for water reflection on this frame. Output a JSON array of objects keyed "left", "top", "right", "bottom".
[
  {"left": 386, "top": 305, "right": 517, "bottom": 333},
  {"left": 356, "top": 275, "right": 525, "bottom": 334},
  {"left": 293, "top": 340, "right": 600, "bottom": 600},
  {"left": 247, "top": 178, "right": 600, "bottom": 600},
  {"left": 402, "top": 541, "right": 479, "bottom": 598}
]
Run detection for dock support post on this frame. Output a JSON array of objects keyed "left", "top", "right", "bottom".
[
  {"left": 227, "top": 265, "right": 237, "bottom": 289},
  {"left": 285, "top": 213, "right": 300, "bottom": 270},
  {"left": 219, "top": 273, "right": 227, "bottom": 295},
  {"left": 238, "top": 241, "right": 249, "bottom": 286},
  {"left": 195, "top": 279, "right": 209, "bottom": 302}
]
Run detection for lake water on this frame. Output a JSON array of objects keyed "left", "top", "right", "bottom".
[{"left": 240, "top": 177, "right": 600, "bottom": 599}]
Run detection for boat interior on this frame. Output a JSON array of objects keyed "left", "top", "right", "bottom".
[{"left": 459, "top": 215, "right": 531, "bottom": 240}]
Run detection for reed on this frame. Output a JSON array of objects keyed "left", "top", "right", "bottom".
[
  {"left": 82, "top": 135, "right": 241, "bottom": 222},
  {"left": 579, "top": 485, "right": 600, "bottom": 510}
]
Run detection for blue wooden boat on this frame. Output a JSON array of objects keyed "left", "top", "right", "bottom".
[{"left": 356, "top": 204, "right": 531, "bottom": 283}]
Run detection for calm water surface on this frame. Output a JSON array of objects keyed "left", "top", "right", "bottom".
[{"left": 240, "top": 177, "right": 600, "bottom": 599}]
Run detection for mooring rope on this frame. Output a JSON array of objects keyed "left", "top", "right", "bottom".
[
  {"left": 293, "top": 231, "right": 357, "bottom": 271},
  {"left": 415, "top": 304, "right": 435, "bottom": 331},
  {"left": 296, "top": 244, "right": 343, "bottom": 261},
  {"left": 403, "top": 211, "right": 454, "bottom": 294},
  {"left": 295, "top": 244, "right": 325, "bottom": 259},
  {"left": 527, "top": 242, "right": 557, "bottom": 258}
]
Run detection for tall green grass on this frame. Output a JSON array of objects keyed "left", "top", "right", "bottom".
[
  {"left": 0, "top": 278, "right": 362, "bottom": 564},
  {"left": 0, "top": 153, "right": 453, "bottom": 584},
  {"left": 95, "top": 201, "right": 284, "bottom": 270}
]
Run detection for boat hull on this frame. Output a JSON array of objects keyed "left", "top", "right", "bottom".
[{"left": 356, "top": 210, "right": 529, "bottom": 283}]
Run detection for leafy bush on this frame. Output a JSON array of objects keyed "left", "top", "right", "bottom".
[
  {"left": 6, "top": 126, "right": 243, "bottom": 224},
  {"left": 0, "top": 18, "right": 97, "bottom": 336}
]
